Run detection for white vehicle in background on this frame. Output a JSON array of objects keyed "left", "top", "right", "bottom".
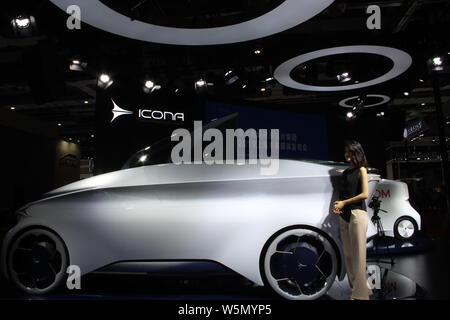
[{"left": 371, "top": 179, "right": 421, "bottom": 240}]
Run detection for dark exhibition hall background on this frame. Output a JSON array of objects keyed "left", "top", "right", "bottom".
[{"left": 0, "top": 0, "right": 449, "bottom": 300}]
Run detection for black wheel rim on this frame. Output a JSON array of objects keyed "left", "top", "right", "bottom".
[{"left": 8, "top": 230, "right": 67, "bottom": 294}]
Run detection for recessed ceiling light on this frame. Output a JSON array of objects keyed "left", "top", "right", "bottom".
[
  {"left": 99, "top": 74, "right": 111, "bottom": 83},
  {"left": 195, "top": 79, "right": 207, "bottom": 88},
  {"left": 337, "top": 72, "right": 351, "bottom": 83},
  {"left": 91, "top": 134, "right": 95, "bottom": 138},
  {"left": 144, "top": 80, "right": 154, "bottom": 89},
  {"left": 432, "top": 57, "right": 443, "bottom": 66},
  {"left": 72, "top": 60, "right": 80, "bottom": 65},
  {"left": 139, "top": 155, "right": 148, "bottom": 163},
  {"left": 260, "top": 88, "right": 266, "bottom": 92},
  {"left": 346, "top": 112, "right": 354, "bottom": 119},
  {"left": 242, "top": 84, "right": 247, "bottom": 89},
  {"left": 404, "top": 92, "right": 409, "bottom": 96},
  {"left": 421, "top": 103, "right": 426, "bottom": 106},
  {"left": 14, "top": 16, "right": 30, "bottom": 29},
  {"left": 83, "top": 100, "right": 89, "bottom": 104},
  {"left": 58, "top": 123, "right": 62, "bottom": 126},
  {"left": 254, "top": 49, "right": 262, "bottom": 55},
  {"left": 419, "top": 78, "right": 424, "bottom": 83},
  {"left": 10, "top": 106, "right": 15, "bottom": 110}
]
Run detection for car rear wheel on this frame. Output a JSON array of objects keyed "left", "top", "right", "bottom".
[
  {"left": 7, "top": 228, "right": 69, "bottom": 294},
  {"left": 261, "top": 227, "right": 338, "bottom": 300},
  {"left": 394, "top": 217, "right": 417, "bottom": 240}
]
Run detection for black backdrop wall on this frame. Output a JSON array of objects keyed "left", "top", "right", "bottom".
[{"left": 94, "top": 77, "right": 203, "bottom": 174}]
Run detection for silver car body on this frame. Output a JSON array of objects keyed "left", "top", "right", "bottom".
[{"left": 1, "top": 160, "right": 379, "bottom": 289}]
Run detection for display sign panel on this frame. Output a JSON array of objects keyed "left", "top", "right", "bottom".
[{"left": 204, "top": 101, "right": 328, "bottom": 160}]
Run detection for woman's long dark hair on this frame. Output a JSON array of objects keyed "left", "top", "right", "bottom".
[{"left": 344, "top": 140, "right": 368, "bottom": 168}]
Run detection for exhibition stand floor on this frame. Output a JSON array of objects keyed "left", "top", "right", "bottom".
[{"left": 1, "top": 237, "right": 448, "bottom": 300}]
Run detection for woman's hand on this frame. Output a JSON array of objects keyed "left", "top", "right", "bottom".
[{"left": 332, "top": 200, "right": 345, "bottom": 214}]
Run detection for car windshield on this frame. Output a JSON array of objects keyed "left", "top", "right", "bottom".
[
  {"left": 122, "top": 113, "right": 239, "bottom": 169},
  {"left": 121, "top": 114, "right": 379, "bottom": 173}
]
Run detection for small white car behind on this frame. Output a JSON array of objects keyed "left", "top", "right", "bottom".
[{"left": 370, "top": 179, "right": 421, "bottom": 240}]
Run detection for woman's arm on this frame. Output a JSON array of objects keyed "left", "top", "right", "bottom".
[{"left": 333, "top": 167, "right": 369, "bottom": 214}]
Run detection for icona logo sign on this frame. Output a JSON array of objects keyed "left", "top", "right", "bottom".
[
  {"left": 111, "top": 99, "right": 185, "bottom": 123},
  {"left": 111, "top": 99, "right": 133, "bottom": 122}
]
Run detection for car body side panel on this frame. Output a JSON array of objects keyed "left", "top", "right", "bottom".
[{"left": 2, "top": 161, "right": 379, "bottom": 286}]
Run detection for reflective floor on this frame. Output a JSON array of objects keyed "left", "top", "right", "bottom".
[{"left": 0, "top": 236, "right": 448, "bottom": 300}]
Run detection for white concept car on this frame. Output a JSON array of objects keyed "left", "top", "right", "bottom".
[
  {"left": 1, "top": 156, "right": 381, "bottom": 300},
  {"left": 370, "top": 179, "right": 421, "bottom": 240}
]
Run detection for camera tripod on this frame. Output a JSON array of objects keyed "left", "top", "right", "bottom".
[
  {"left": 368, "top": 197, "right": 397, "bottom": 300},
  {"left": 369, "top": 197, "right": 396, "bottom": 266}
]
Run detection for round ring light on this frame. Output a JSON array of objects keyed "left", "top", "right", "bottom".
[
  {"left": 50, "top": 0, "right": 335, "bottom": 45},
  {"left": 274, "top": 46, "right": 412, "bottom": 91},
  {"left": 339, "top": 94, "right": 391, "bottom": 108}
]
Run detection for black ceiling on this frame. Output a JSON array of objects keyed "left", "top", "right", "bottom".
[{"left": 0, "top": 0, "right": 449, "bottom": 156}]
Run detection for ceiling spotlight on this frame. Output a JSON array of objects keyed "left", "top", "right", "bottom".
[
  {"left": 337, "top": 72, "right": 351, "bottom": 83},
  {"left": 100, "top": 74, "right": 111, "bottom": 83},
  {"left": 421, "top": 103, "right": 426, "bottom": 106},
  {"left": 432, "top": 57, "right": 443, "bottom": 66},
  {"left": 144, "top": 80, "right": 154, "bottom": 89},
  {"left": 10, "top": 106, "right": 15, "bottom": 110},
  {"left": 403, "top": 92, "right": 409, "bottom": 96},
  {"left": 98, "top": 73, "right": 114, "bottom": 89},
  {"left": 14, "top": 16, "right": 30, "bottom": 29},
  {"left": 346, "top": 111, "right": 355, "bottom": 119},
  {"left": 419, "top": 78, "right": 424, "bottom": 83},
  {"left": 254, "top": 49, "right": 262, "bottom": 55},
  {"left": 265, "top": 77, "right": 274, "bottom": 82},
  {"left": 175, "top": 88, "right": 179, "bottom": 93},
  {"left": 70, "top": 59, "right": 87, "bottom": 71},
  {"left": 91, "top": 134, "right": 95, "bottom": 138},
  {"left": 260, "top": 88, "right": 266, "bottom": 92},
  {"left": 195, "top": 79, "right": 207, "bottom": 90},
  {"left": 144, "top": 146, "right": 151, "bottom": 151},
  {"left": 225, "top": 70, "right": 233, "bottom": 77},
  {"left": 139, "top": 155, "right": 148, "bottom": 163},
  {"left": 58, "top": 123, "right": 62, "bottom": 126},
  {"left": 376, "top": 111, "right": 385, "bottom": 117},
  {"left": 430, "top": 56, "right": 444, "bottom": 71},
  {"left": 83, "top": 100, "right": 89, "bottom": 104},
  {"left": 242, "top": 84, "right": 247, "bottom": 89}
]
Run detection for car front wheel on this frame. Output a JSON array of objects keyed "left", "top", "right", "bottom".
[
  {"left": 261, "top": 227, "right": 338, "bottom": 300},
  {"left": 7, "top": 228, "right": 69, "bottom": 295}
]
